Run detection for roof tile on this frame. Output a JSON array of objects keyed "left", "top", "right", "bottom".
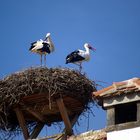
[{"left": 93, "top": 77, "right": 140, "bottom": 98}]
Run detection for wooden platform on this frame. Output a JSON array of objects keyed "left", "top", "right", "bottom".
[{"left": 13, "top": 93, "right": 85, "bottom": 140}]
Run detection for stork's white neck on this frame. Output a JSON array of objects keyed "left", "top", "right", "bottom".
[
  {"left": 84, "top": 44, "right": 90, "bottom": 54},
  {"left": 45, "top": 36, "right": 55, "bottom": 52}
]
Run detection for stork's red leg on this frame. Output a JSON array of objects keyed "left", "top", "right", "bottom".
[
  {"left": 79, "top": 63, "right": 82, "bottom": 72},
  {"left": 40, "top": 54, "right": 42, "bottom": 66},
  {"left": 44, "top": 54, "right": 46, "bottom": 67}
]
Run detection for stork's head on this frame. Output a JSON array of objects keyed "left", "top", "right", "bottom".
[
  {"left": 46, "top": 33, "right": 51, "bottom": 38},
  {"left": 84, "top": 43, "right": 96, "bottom": 52}
]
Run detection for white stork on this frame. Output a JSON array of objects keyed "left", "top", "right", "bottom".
[
  {"left": 29, "top": 33, "right": 54, "bottom": 66},
  {"left": 66, "top": 43, "right": 96, "bottom": 72}
]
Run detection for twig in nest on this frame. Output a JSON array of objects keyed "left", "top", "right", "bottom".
[{"left": 0, "top": 67, "right": 96, "bottom": 135}]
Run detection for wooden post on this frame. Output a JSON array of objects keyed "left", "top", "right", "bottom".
[
  {"left": 63, "top": 113, "right": 80, "bottom": 132},
  {"left": 56, "top": 98, "right": 72, "bottom": 135},
  {"left": 14, "top": 107, "right": 29, "bottom": 140},
  {"left": 62, "top": 114, "right": 80, "bottom": 139},
  {"left": 30, "top": 122, "right": 44, "bottom": 139},
  {"left": 26, "top": 108, "right": 45, "bottom": 122},
  {"left": 55, "top": 114, "right": 80, "bottom": 140},
  {"left": 107, "top": 107, "right": 115, "bottom": 126}
]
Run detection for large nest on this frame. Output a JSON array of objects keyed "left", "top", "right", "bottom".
[{"left": 0, "top": 67, "right": 96, "bottom": 132}]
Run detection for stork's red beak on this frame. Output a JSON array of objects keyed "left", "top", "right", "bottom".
[{"left": 88, "top": 45, "right": 96, "bottom": 52}]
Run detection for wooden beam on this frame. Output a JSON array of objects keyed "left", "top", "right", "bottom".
[
  {"left": 55, "top": 114, "right": 80, "bottom": 140},
  {"left": 56, "top": 98, "right": 72, "bottom": 135},
  {"left": 26, "top": 108, "right": 45, "bottom": 122},
  {"left": 63, "top": 113, "right": 80, "bottom": 132},
  {"left": 22, "top": 93, "right": 49, "bottom": 105},
  {"left": 70, "top": 114, "right": 80, "bottom": 127},
  {"left": 14, "top": 107, "right": 29, "bottom": 140},
  {"left": 30, "top": 122, "right": 44, "bottom": 139}
]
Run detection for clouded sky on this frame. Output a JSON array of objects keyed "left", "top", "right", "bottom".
[{"left": 0, "top": 0, "right": 140, "bottom": 139}]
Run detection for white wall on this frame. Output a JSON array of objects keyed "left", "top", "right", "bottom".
[{"left": 107, "top": 127, "right": 140, "bottom": 140}]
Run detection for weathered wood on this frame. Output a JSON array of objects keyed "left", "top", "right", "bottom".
[
  {"left": 19, "top": 94, "right": 84, "bottom": 125},
  {"left": 107, "top": 107, "right": 115, "bottom": 126},
  {"left": 14, "top": 107, "right": 29, "bottom": 140},
  {"left": 56, "top": 98, "right": 72, "bottom": 135},
  {"left": 63, "top": 113, "right": 80, "bottom": 132},
  {"left": 22, "top": 93, "right": 49, "bottom": 105},
  {"left": 55, "top": 114, "right": 80, "bottom": 140},
  {"left": 70, "top": 114, "right": 80, "bottom": 127},
  {"left": 30, "top": 122, "right": 44, "bottom": 139},
  {"left": 26, "top": 108, "right": 45, "bottom": 122}
]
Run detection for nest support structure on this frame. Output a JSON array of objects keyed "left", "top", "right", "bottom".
[{"left": 0, "top": 67, "right": 96, "bottom": 140}]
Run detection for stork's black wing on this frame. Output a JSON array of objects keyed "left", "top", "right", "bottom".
[
  {"left": 29, "top": 41, "right": 37, "bottom": 50},
  {"left": 38, "top": 42, "right": 50, "bottom": 53},
  {"left": 66, "top": 50, "right": 85, "bottom": 64}
]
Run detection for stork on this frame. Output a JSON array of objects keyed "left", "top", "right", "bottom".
[
  {"left": 66, "top": 43, "right": 96, "bottom": 72},
  {"left": 29, "top": 33, "right": 54, "bottom": 66}
]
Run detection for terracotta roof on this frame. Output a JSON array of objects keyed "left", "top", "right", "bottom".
[{"left": 93, "top": 77, "right": 140, "bottom": 98}]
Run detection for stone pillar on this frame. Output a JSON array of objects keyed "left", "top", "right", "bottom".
[
  {"left": 107, "top": 107, "right": 115, "bottom": 126},
  {"left": 137, "top": 102, "right": 140, "bottom": 121}
]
